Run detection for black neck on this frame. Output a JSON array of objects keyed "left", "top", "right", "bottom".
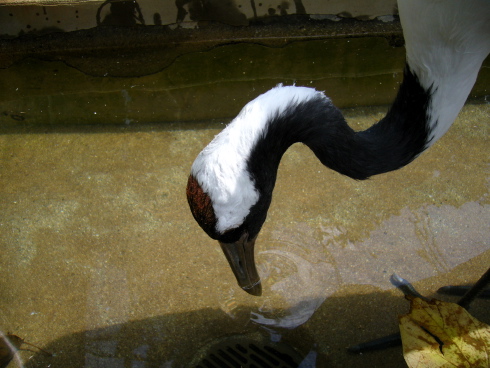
[
  {"left": 241, "top": 67, "right": 431, "bottom": 239},
  {"left": 248, "top": 67, "right": 431, "bottom": 186}
]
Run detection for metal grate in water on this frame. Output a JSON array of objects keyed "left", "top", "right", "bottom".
[{"left": 191, "top": 334, "right": 304, "bottom": 368}]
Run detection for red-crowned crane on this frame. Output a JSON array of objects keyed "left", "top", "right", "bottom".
[{"left": 187, "top": 0, "right": 490, "bottom": 296}]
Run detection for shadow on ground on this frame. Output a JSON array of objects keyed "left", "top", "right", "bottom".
[{"left": 20, "top": 284, "right": 488, "bottom": 368}]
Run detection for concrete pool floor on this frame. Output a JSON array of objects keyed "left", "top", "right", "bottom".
[{"left": 0, "top": 102, "right": 488, "bottom": 367}]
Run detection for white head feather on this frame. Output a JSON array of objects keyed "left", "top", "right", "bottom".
[{"left": 191, "top": 85, "right": 325, "bottom": 233}]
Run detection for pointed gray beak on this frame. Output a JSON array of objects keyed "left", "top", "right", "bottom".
[{"left": 219, "top": 233, "right": 262, "bottom": 296}]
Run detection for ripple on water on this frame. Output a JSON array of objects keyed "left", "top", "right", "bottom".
[
  {"left": 217, "top": 202, "right": 489, "bottom": 330},
  {"left": 217, "top": 223, "right": 341, "bottom": 329}
]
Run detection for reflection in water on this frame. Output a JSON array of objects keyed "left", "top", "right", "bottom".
[
  {"left": 331, "top": 202, "right": 489, "bottom": 289},
  {"left": 252, "top": 223, "right": 341, "bottom": 329},
  {"left": 251, "top": 248, "right": 337, "bottom": 328},
  {"left": 217, "top": 202, "right": 489, "bottom": 330},
  {"left": 85, "top": 264, "right": 133, "bottom": 367},
  {"left": 218, "top": 223, "right": 341, "bottom": 329},
  {"left": 0, "top": 104, "right": 487, "bottom": 367}
]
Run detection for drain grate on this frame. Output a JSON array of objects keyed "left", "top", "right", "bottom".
[{"left": 190, "top": 334, "right": 304, "bottom": 368}]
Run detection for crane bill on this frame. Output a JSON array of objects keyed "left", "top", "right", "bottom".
[{"left": 219, "top": 233, "right": 262, "bottom": 296}]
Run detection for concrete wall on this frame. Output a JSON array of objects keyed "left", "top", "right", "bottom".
[{"left": 1, "top": 0, "right": 397, "bottom": 38}]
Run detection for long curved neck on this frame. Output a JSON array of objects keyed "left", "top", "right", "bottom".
[
  {"left": 248, "top": 0, "right": 490, "bottom": 187},
  {"left": 311, "top": 67, "right": 432, "bottom": 180},
  {"left": 247, "top": 67, "right": 431, "bottom": 189},
  {"left": 189, "top": 0, "right": 489, "bottom": 238}
]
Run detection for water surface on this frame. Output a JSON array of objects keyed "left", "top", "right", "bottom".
[{"left": 0, "top": 103, "right": 488, "bottom": 367}]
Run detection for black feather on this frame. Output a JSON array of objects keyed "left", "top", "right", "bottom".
[{"left": 238, "top": 66, "right": 432, "bottom": 240}]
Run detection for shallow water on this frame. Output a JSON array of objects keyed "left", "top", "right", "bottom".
[{"left": 0, "top": 103, "right": 488, "bottom": 367}]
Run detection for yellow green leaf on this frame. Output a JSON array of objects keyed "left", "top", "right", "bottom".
[{"left": 399, "top": 297, "right": 490, "bottom": 368}]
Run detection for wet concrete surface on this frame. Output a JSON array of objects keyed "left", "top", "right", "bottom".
[
  {"left": 0, "top": 101, "right": 488, "bottom": 367},
  {"left": 2, "top": 21, "right": 489, "bottom": 126},
  {"left": 0, "top": 20, "right": 404, "bottom": 74},
  {"left": 0, "top": 32, "right": 408, "bottom": 126}
]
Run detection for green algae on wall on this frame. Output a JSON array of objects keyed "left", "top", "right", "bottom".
[{"left": 0, "top": 35, "right": 489, "bottom": 127}]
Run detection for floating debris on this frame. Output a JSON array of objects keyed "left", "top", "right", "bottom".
[{"left": 400, "top": 296, "right": 490, "bottom": 368}]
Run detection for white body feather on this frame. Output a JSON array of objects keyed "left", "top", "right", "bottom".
[{"left": 398, "top": 0, "right": 490, "bottom": 144}]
